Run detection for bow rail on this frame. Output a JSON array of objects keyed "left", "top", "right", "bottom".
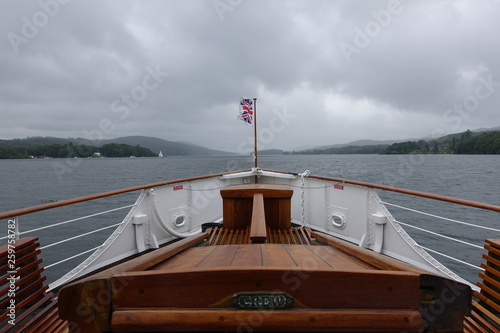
[{"left": 0, "top": 169, "right": 499, "bottom": 288}]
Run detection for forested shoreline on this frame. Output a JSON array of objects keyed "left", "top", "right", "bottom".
[
  {"left": 0, "top": 143, "right": 156, "bottom": 159},
  {"left": 381, "top": 131, "right": 500, "bottom": 154},
  {"left": 1, "top": 130, "right": 499, "bottom": 159}
]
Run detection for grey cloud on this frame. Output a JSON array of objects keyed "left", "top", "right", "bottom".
[{"left": 1, "top": 0, "right": 499, "bottom": 151}]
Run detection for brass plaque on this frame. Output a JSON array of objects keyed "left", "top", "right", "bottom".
[{"left": 230, "top": 292, "right": 294, "bottom": 310}]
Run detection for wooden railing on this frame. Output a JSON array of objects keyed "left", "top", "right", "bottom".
[
  {"left": 464, "top": 238, "right": 500, "bottom": 332},
  {"left": 0, "top": 170, "right": 247, "bottom": 222},
  {"left": 0, "top": 237, "right": 68, "bottom": 332}
]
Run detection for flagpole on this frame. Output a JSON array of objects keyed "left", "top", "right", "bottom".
[{"left": 253, "top": 97, "right": 258, "bottom": 171}]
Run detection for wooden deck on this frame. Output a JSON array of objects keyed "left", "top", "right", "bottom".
[
  {"left": 58, "top": 228, "right": 430, "bottom": 332},
  {"left": 109, "top": 245, "right": 424, "bottom": 332},
  {"left": 153, "top": 242, "right": 374, "bottom": 272},
  {"left": 56, "top": 184, "right": 476, "bottom": 332}
]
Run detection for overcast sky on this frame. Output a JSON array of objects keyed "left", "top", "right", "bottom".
[{"left": 1, "top": 0, "right": 499, "bottom": 153}]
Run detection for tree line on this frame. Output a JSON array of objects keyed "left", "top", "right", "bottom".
[
  {"left": 288, "top": 144, "right": 389, "bottom": 155},
  {"left": 381, "top": 130, "right": 500, "bottom": 154},
  {"left": 455, "top": 131, "right": 500, "bottom": 154},
  {"left": 0, "top": 143, "right": 156, "bottom": 159}
]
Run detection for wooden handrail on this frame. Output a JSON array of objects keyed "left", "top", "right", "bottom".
[
  {"left": 249, "top": 193, "right": 267, "bottom": 243},
  {"left": 0, "top": 170, "right": 251, "bottom": 221},
  {"left": 2, "top": 168, "right": 499, "bottom": 223},
  {"left": 111, "top": 309, "right": 423, "bottom": 332}
]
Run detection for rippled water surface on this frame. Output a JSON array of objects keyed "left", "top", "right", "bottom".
[{"left": 1, "top": 154, "right": 499, "bottom": 283}]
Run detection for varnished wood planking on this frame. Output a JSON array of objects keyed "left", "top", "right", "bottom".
[
  {"left": 0, "top": 237, "right": 68, "bottom": 333},
  {"left": 261, "top": 244, "right": 298, "bottom": 268},
  {"left": 222, "top": 198, "right": 254, "bottom": 229},
  {"left": 111, "top": 268, "right": 421, "bottom": 309},
  {"left": 284, "top": 246, "right": 333, "bottom": 270},
  {"left": 249, "top": 193, "right": 267, "bottom": 243},
  {"left": 196, "top": 246, "right": 239, "bottom": 269},
  {"left": 153, "top": 246, "right": 215, "bottom": 271},
  {"left": 112, "top": 308, "right": 423, "bottom": 332},
  {"left": 464, "top": 238, "right": 500, "bottom": 332},
  {"left": 230, "top": 245, "right": 262, "bottom": 267},
  {"left": 207, "top": 226, "right": 316, "bottom": 245},
  {"left": 220, "top": 184, "right": 293, "bottom": 199},
  {"left": 221, "top": 184, "right": 293, "bottom": 230},
  {"left": 312, "top": 231, "right": 433, "bottom": 274},
  {"left": 85, "top": 233, "right": 209, "bottom": 274},
  {"left": 308, "top": 245, "right": 374, "bottom": 271},
  {"left": 154, "top": 244, "right": 377, "bottom": 272}
]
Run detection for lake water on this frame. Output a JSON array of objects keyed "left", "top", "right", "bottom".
[{"left": 1, "top": 154, "right": 499, "bottom": 284}]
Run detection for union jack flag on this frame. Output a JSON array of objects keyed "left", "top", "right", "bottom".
[{"left": 239, "top": 97, "right": 254, "bottom": 125}]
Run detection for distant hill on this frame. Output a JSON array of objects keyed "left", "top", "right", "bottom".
[
  {"left": 99, "top": 136, "right": 235, "bottom": 156},
  {"left": 473, "top": 126, "right": 500, "bottom": 133},
  {"left": 381, "top": 130, "right": 500, "bottom": 154},
  {"left": 0, "top": 136, "right": 75, "bottom": 148},
  {"left": 290, "top": 125, "right": 500, "bottom": 155},
  {"left": 291, "top": 144, "right": 389, "bottom": 155},
  {"left": 313, "top": 139, "right": 408, "bottom": 150},
  {"left": 0, "top": 136, "right": 235, "bottom": 156},
  {"left": 259, "top": 149, "right": 284, "bottom": 155}
]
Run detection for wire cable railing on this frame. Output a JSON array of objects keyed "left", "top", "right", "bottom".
[
  {"left": 395, "top": 220, "right": 484, "bottom": 250},
  {"left": 383, "top": 202, "right": 500, "bottom": 233},
  {"left": 0, "top": 204, "right": 134, "bottom": 241},
  {"left": 44, "top": 245, "right": 101, "bottom": 270},
  {"left": 21, "top": 205, "right": 132, "bottom": 237},
  {"left": 420, "top": 246, "right": 481, "bottom": 270},
  {"left": 0, "top": 170, "right": 250, "bottom": 286},
  {"left": 39, "top": 222, "right": 122, "bottom": 251},
  {"left": 0, "top": 204, "right": 132, "bottom": 274},
  {"left": 2, "top": 169, "right": 499, "bottom": 288},
  {"left": 0, "top": 203, "right": 133, "bottom": 278},
  {"left": 382, "top": 201, "right": 499, "bottom": 272}
]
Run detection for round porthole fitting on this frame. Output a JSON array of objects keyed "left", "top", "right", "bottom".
[
  {"left": 331, "top": 213, "right": 346, "bottom": 229},
  {"left": 172, "top": 214, "right": 186, "bottom": 228}
]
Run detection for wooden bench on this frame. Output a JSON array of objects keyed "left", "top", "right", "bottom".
[
  {"left": 220, "top": 184, "right": 293, "bottom": 231},
  {"left": 464, "top": 238, "right": 500, "bottom": 332},
  {"left": 0, "top": 237, "right": 68, "bottom": 333},
  {"left": 206, "top": 226, "right": 314, "bottom": 245}
]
